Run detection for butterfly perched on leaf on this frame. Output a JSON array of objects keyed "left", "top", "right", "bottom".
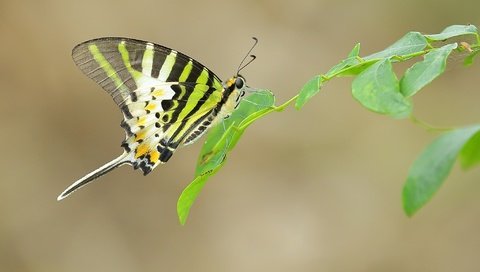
[{"left": 57, "top": 37, "right": 259, "bottom": 200}]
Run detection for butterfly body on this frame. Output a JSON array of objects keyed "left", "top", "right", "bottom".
[{"left": 57, "top": 37, "right": 250, "bottom": 200}]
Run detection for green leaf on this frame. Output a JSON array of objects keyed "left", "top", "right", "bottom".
[
  {"left": 324, "top": 43, "right": 362, "bottom": 77},
  {"left": 348, "top": 43, "right": 361, "bottom": 58},
  {"left": 177, "top": 90, "right": 275, "bottom": 224},
  {"left": 352, "top": 58, "right": 412, "bottom": 118},
  {"left": 403, "top": 125, "right": 480, "bottom": 216},
  {"left": 323, "top": 43, "right": 375, "bottom": 77},
  {"left": 459, "top": 130, "right": 480, "bottom": 169},
  {"left": 195, "top": 123, "right": 234, "bottom": 176},
  {"left": 400, "top": 43, "right": 457, "bottom": 97},
  {"left": 424, "top": 24, "right": 478, "bottom": 41},
  {"left": 295, "top": 75, "right": 323, "bottom": 109},
  {"left": 196, "top": 90, "right": 275, "bottom": 175},
  {"left": 177, "top": 160, "right": 225, "bottom": 225},
  {"left": 364, "top": 32, "right": 428, "bottom": 60},
  {"left": 464, "top": 49, "right": 480, "bottom": 66},
  {"left": 335, "top": 62, "right": 375, "bottom": 77}
]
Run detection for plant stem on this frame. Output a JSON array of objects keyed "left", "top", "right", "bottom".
[{"left": 409, "top": 115, "right": 454, "bottom": 132}]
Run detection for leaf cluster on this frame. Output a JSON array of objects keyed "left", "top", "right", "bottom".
[{"left": 178, "top": 25, "right": 480, "bottom": 224}]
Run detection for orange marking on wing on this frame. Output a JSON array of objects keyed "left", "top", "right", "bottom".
[
  {"left": 149, "top": 150, "right": 160, "bottom": 164},
  {"left": 135, "top": 130, "right": 147, "bottom": 142},
  {"left": 145, "top": 103, "right": 157, "bottom": 112},
  {"left": 137, "top": 116, "right": 147, "bottom": 126},
  {"left": 135, "top": 143, "right": 149, "bottom": 158}
]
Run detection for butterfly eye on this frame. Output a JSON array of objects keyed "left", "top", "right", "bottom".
[{"left": 235, "top": 77, "right": 245, "bottom": 89}]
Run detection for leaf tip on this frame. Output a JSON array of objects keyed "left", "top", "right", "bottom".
[
  {"left": 177, "top": 196, "right": 189, "bottom": 225},
  {"left": 402, "top": 186, "right": 417, "bottom": 217},
  {"left": 294, "top": 99, "right": 306, "bottom": 110}
]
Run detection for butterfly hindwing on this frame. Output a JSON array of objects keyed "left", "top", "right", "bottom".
[{"left": 120, "top": 83, "right": 223, "bottom": 173}]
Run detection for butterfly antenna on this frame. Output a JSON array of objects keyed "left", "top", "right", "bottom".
[{"left": 237, "top": 37, "right": 259, "bottom": 74}]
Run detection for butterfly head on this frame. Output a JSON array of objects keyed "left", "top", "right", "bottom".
[
  {"left": 227, "top": 74, "right": 247, "bottom": 90},
  {"left": 225, "top": 74, "right": 247, "bottom": 98},
  {"left": 216, "top": 75, "right": 246, "bottom": 121}
]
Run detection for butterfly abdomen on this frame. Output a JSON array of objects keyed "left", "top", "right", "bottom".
[{"left": 183, "top": 114, "right": 216, "bottom": 145}]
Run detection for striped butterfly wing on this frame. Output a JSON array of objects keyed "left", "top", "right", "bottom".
[
  {"left": 58, "top": 38, "right": 226, "bottom": 200},
  {"left": 72, "top": 37, "right": 224, "bottom": 166},
  {"left": 72, "top": 37, "right": 223, "bottom": 107}
]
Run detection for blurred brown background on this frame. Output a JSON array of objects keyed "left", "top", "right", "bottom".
[{"left": 1, "top": 0, "right": 480, "bottom": 271}]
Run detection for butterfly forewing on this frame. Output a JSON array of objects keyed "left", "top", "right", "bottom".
[{"left": 72, "top": 37, "right": 223, "bottom": 106}]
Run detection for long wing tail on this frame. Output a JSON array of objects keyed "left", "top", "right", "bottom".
[{"left": 57, "top": 152, "right": 131, "bottom": 201}]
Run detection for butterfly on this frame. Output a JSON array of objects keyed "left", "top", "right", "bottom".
[{"left": 57, "top": 37, "right": 258, "bottom": 200}]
